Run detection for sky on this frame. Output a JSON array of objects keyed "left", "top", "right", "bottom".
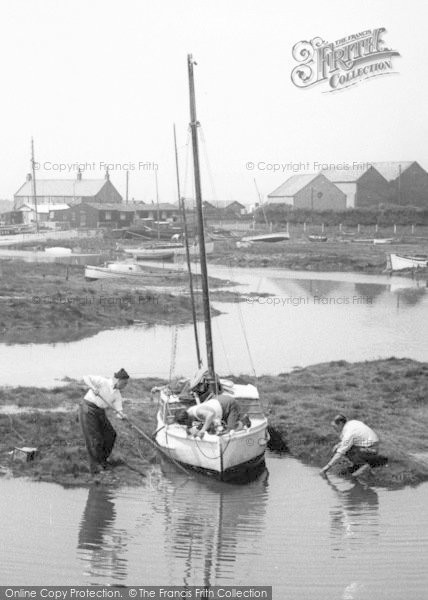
[{"left": 0, "top": 0, "right": 427, "bottom": 205}]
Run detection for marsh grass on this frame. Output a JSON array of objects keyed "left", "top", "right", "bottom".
[
  {"left": 1, "top": 360, "right": 428, "bottom": 487},
  {"left": 0, "top": 261, "right": 225, "bottom": 344},
  {"left": 210, "top": 239, "right": 428, "bottom": 275}
]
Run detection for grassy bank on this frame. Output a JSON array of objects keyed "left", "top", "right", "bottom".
[
  {"left": 0, "top": 261, "right": 226, "bottom": 344},
  {"left": 258, "top": 357, "right": 428, "bottom": 487},
  {"left": 209, "top": 239, "right": 428, "bottom": 275},
  {"left": 1, "top": 358, "right": 428, "bottom": 488},
  {"left": 0, "top": 378, "right": 162, "bottom": 486}
]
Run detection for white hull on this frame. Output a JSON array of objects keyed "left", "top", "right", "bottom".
[
  {"left": 389, "top": 253, "right": 427, "bottom": 271},
  {"left": 373, "top": 238, "right": 394, "bottom": 245},
  {"left": 84, "top": 262, "right": 145, "bottom": 280},
  {"left": 241, "top": 232, "right": 290, "bottom": 243},
  {"left": 154, "top": 383, "right": 269, "bottom": 479}
]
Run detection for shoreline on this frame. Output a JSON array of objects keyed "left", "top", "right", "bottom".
[
  {"left": 1, "top": 358, "right": 427, "bottom": 489},
  {"left": 209, "top": 238, "right": 428, "bottom": 276},
  {"left": 0, "top": 261, "right": 231, "bottom": 344}
]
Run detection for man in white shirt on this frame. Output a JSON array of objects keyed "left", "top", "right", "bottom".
[
  {"left": 79, "top": 368, "right": 129, "bottom": 474},
  {"left": 320, "top": 414, "right": 380, "bottom": 478}
]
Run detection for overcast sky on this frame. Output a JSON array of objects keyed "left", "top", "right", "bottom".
[{"left": 0, "top": 0, "right": 426, "bottom": 204}]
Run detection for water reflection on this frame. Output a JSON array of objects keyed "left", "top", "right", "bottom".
[
  {"left": 150, "top": 463, "right": 269, "bottom": 586},
  {"left": 326, "top": 477, "right": 379, "bottom": 558},
  {"left": 77, "top": 486, "right": 128, "bottom": 583},
  {"left": 353, "top": 282, "right": 386, "bottom": 301}
]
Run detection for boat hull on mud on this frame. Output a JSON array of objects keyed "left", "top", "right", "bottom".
[
  {"left": 388, "top": 253, "right": 428, "bottom": 271},
  {"left": 84, "top": 262, "right": 145, "bottom": 280},
  {"left": 241, "top": 232, "right": 290, "bottom": 243}
]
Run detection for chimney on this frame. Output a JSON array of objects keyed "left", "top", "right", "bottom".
[
  {"left": 105, "top": 168, "right": 110, "bottom": 181},
  {"left": 77, "top": 168, "right": 82, "bottom": 181},
  {"left": 26, "top": 173, "right": 32, "bottom": 182}
]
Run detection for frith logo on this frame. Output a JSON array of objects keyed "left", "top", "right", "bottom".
[{"left": 291, "top": 28, "right": 400, "bottom": 92}]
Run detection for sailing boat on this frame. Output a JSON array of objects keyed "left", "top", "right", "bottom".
[{"left": 153, "top": 55, "right": 269, "bottom": 481}]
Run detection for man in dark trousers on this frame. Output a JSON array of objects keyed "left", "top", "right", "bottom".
[
  {"left": 320, "top": 414, "right": 380, "bottom": 478},
  {"left": 80, "top": 368, "right": 129, "bottom": 474}
]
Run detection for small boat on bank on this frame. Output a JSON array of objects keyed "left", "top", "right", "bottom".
[
  {"left": 84, "top": 262, "right": 145, "bottom": 280},
  {"left": 373, "top": 238, "right": 394, "bottom": 245},
  {"left": 308, "top": 234, "right": 327, "bottom": 242},
  {"left": 121, "top": 247, "right": 175, "bottom": 261},
  {"left": 241, "top": 232, "right": 290, "bottom": 243},
  {"left": 120, "top": 241, "right": 214, "bottom": 260},
  {"left": 387, "top": 253, "right": 428, "bottom": 271}
]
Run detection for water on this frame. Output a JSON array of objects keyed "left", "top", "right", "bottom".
[
  {"left": 0, "top": 266, "right": 426, "bottom": 386},
  {"left": 1, "top": 456, "right": 427, "bottom": 598}
]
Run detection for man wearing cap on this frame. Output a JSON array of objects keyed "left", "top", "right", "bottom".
[
  {"left": 320, "top": 414, "right": 380, "bottom": 478},
  {"left": 80, "top": 368, "right": 130, "bottom": 474}
]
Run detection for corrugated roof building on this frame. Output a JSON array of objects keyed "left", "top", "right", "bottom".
[{"left": 267, "top": 173, "right": 346, "bottom": 210}]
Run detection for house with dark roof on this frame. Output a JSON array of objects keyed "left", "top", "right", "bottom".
[
  {"left": 371, "top": 162, "right": 428, "bottom": 206},
  {"left": 13, "top": 170, "right": 122, "bottom": 210},
  {"left": 323, "top": 165, "right": 390, "bottom": 208},
  {"left": 267, "top": 173, "right": 346, "bottom": 210},
  {"left": 66, "top": 202, "right": 135, "bottom": 228}
]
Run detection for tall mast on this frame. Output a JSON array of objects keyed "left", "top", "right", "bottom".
[
  {"left": 31, "top": 138, "right": 39, "bottom": 233},
  {"left": 187, "top": 54, "right": 215, "bottom": 379},
  {"left": 174, "top": 123, "right": 201, "bottom": 367},
  {"left": 155, "top": 170, "right": 160, "bottom": 241},
  {"left": 125, "top": 169, "right": 129, "bottom": 205}
]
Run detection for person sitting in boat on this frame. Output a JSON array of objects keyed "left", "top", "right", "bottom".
[
  {"left": 320, "top": 414, "right": 380, "bottom": 478},
  {"left": 174, "top": 394, "right": 251, "bottom": 438},
  {"left": 180, "top": 367, "right": 224, "bottom": 402}
]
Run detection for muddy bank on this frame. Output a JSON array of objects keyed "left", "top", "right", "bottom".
[
  {"left": 209, "top": 239, "right": 428, "bottom": 276},
  {"left": 0, "top": 378, "right": 162, "bottom": 486},
  {"left": 259, "top": 357, "right": 428, "bottom": 487},
  {"left": 1, "top": 358, "right": 428, "bottom": 488},
  {"left": 0, "top": 261, "right": 227, "bottom": 344}
]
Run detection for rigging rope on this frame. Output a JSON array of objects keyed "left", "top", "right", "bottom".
[
  {"left": 169, "top": 326, "right": 178, "bottom": 381},
  {"left": 227, "top": 262, "right": 258, "bottom": 378}
]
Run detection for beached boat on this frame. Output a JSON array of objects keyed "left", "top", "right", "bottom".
[
  {"left": 373, "top": 238, "right": 394, "bottom": 245},
  {"left": 153, "top": 55, "right": 269, "bottom": 481},
  {"left": 121, "top": 247, "right": 175, "bottom": 261},
  {"left": 84, "top": 262, "right": 146, "bottom": 280},
  {"left": 387, "top": 253, "right": 428, "bottom": 271},
  {"left": 308, "top": 234, "right": 327, "bottom": 242},
  {"left": 352, "top": 238, "right": 375, "bottom": 244},
  {"left": 241, "top": 232, "right": 290, "bottom": 243},
  {"left": 120, "top": 241, "right": 214, "bottom": 259}
]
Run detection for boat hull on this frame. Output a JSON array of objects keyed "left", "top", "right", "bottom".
[
  {"left": 155, "top": 413, "right": 269, "bottom": 480},
  {"left": 308, "top": 235, "right": 327, "bottom": 242},
  {"left": 389, "top": 253, "right": 428, "bottom": 271},
  {"left": 84, "top": 263, "right": 145, "bottom": 280},
  {"left": 241, "top": 232, "right": 290, "bottom": 243}
]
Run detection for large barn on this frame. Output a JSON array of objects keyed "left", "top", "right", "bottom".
[
  {"left": 323, "top": 165, "right": 390, "bottom": 208},
  {"left": 372, "top": 162, "right": 428, "bottom": 207},
  {"left": 267, "top": 173, "right": 346, "bottom": 210}
]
